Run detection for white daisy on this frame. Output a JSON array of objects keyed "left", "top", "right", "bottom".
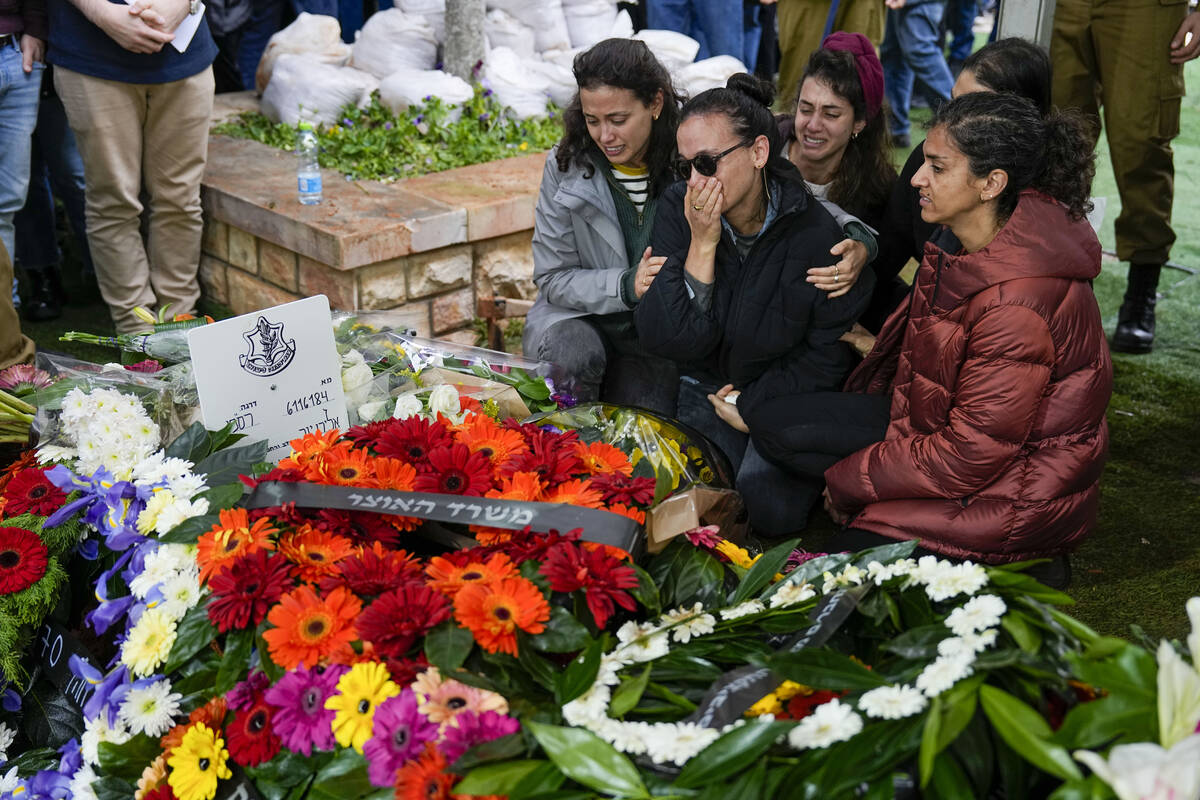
[
  {"left": 158, "top": 571, "right": 203, "bottom": 621},
  {"left": 81, "top": 714, "right": 132, "bottom": 766},
  {"left": 0, "top": 765, "right": 22, "bottom": 794},
  {"left": 673, "top": 612, "right": 716, "bottom": 644},
  {"left": 822, "top": 564, "right": 867, "bottom": 593},
  {"left": 118, "top": 680, "right": 182, "bottom": 737},
  {"left": 562, "top": 684, "right": 611, "bottom": 726},
  {"left": 920, "top": 560, "right": 989, "bottom": 602},
  {"left": 649, "top": 722, "right": 722, "bottom": 765},
  {"left": 770, "top": 580, "right": 817, "bottom": 609},
  {"left": 0, "top": 721, "right": 15, "bottom": 762},
  {"left": 867, "top": 558, "right": 917, "bottom": 584},
  {"left": 68, "top": 764, "right": 99, "bottom": 800},
  {"left": 858, "top": 685, "right": 928, "bottom": 720},
  {"left": 937, "top": 628, "right": 999, "bottom": 659},
  {"left": 945, "top": 595, "right": 1007, "bottom": 637},
  {"left": 787, "top": 699, "right": 864, "bottom": 750},
  {"left": 915, "top": 654, "right": 975, "bottom": 698},
  {"left": 720, "top": 600, "right": 765, "bottom": 620}
]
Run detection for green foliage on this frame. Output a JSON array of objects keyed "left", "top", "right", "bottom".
[
  {"left": 525, "top": 721, "right": 650, "bottom": 799},
  {"left": 213, "top": 88, "right": 563, "bottom": 182}
]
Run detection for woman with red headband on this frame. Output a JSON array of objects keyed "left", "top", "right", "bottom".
[{"left": 779, "top": 32, "right": 901, "bottom": 330}]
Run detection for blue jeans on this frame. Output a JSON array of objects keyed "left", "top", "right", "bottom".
[
  {"left": 742, "top": 3, "right": 762, "bottom": 73},
  {"left": 945, "top": 0, "right": 977, "bottom": 67},
  {"left": 0, "top": 40, "right": 43, "bottom": 272},
  {"left": 238, "top": 0, "right": 340, "bottom": 91},
  {"left": 14, "top": 74, "right": 93, "bottom": 275},
  {"left": 881, "top": 2, "right": 955, "bottom": 137},
  {"left": 647, "top": 0, "right": 744, "bottom": 62}
]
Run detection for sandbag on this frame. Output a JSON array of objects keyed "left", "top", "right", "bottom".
[
  {"left": 397, "top": 0, "right": 445, "bottom": 41},
  {"left": 483, "top": 46, "right": 551, "bottom": 120},
  {"left": 611, "top": 8, "right": 633, "bottom": 39},
  {"left": 563, "top": 0, "right": 618, "bottom": 49},
  {"left": 350, "top": 8, "right": 438, "bottom": 78},
  {"left": 632, "top": 28, "right": 700, "bottom": 72},
  {"left": 261, "top": 55, "right": 379, "bottom": 126},
  {"left": 486, "top": 8, "right": 536, "bottom": 59},
  {"left": 379, "top": 68, "right": 474, "bottom": 119},
  {"left": 676, "top": 55, "right": 746, "bottom": 96},
  {"left": 486, "top": 0, "right": 571, "bottom": 53},
  {"left": 526, "top": 59, "right": 575, "bottom": 108},
  {"left": 255, "top": 13, "right": 350, "bottom": 95},
  {"left": 541, "top": 47, "right": 583, "bottom": 69}
]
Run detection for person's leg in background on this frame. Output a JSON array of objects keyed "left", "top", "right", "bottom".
[
  {"left": 1094, "top": 0, "right": 1187, "bottom": 354},
  {"left": 881, "top": 8, "right": 914, "bottom": 145},
  {"left": 239, "top": 0, "right": 286, "bottom": 91},
  {"left": 536, "top": 317, "right": 611, "bottom": 404},
  {"left": 142, "top": 68, "right": 216, "bottom": 323},
  {"left": 0, "top": 37, "right": 43, "bottom": 317},
  {"left": 898, "top": 2, "right": 955, "bottom": 113},
  {"left": 753, "top": 2, "right": 778, "bottom": 81},
  {"left": 0, "top": 241, "right": 35, "bottom": 368},
  {"left": 945, "top": 0, "right": 977, "bottom": 74},
  {"left": 36, "top": 74, "right": 94, "bottom": 287},
  {"left": 776, "top": 0, "right": 828, "bottom": 108},
  {"left": 742, "top": 1, "right": 762, "bottom": 72},
  {"left": 646, "top": 0, "right": 700, "bottom": 54}
]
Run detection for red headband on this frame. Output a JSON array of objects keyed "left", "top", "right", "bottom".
[{"left": 820, "top": 32, "right": 884, "bottom": 121}]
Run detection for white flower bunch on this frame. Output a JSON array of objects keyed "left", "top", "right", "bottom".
[
  {"left": 787, "top": 698, "right": 864, "bottom": 749},
  {"left": 40, "top": 387, "right": 161, "bottom": 478},
  {"left": 127, "top": 543, "right": 203, "bottom": 623},
  {"left": 822, "top": 564, "right": 867, "bottom": 594},
  {"left": 0, "top": 721, "right": 15, "bottom": 763},
  {"left": 118, "top": 679, "right": 183, "bottom": 737},
  {"left": 80, "top": 712, "right": 132, "bottom": 766},
  {"left": 132, "top": 453, "right": 210, "bottom": 537},
  {"left": 341, "top": 349, "right": 376, "bottom": 407}
]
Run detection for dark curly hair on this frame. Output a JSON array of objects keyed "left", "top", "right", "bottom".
[
  {"left": 797, "top": 47, "right": 896, "bottom": 217},
  {"left": 680, "top": 73, "right": 795, "bottom": 180},
  {"left": 961, "top": 37, "right": 1052, "bottom": 116},
  {"left": 931, "top": 92, "right": 1095, "bottom": 221},
  {"left": 555, "top": 38, "right": 684, "bottom": 197}
]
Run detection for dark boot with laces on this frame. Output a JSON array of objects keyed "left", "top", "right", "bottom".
[
  {"left": 21, "top": 265, "right": 64, "bottom": 322},
  {"left": 1111, "top": 264, "right": 1161, "bottom": 354}
]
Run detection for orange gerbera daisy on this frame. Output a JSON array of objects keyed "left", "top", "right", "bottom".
[
  {"left": 453, "top": 576, "right": 550, "bottom": 656},
  {"left": 425, "top": 552, "right": 516, "bottom": 598},
  {"left": 394, "top": 742, "right": 455, "bottom": 800},
  {"left": 262, "top": 585, "right": 361, "bottom": 670},
  {"left": 278, "top": 524, "right": 356, "bottom": 583},
  {"left": 371, "top": 457, "right": 421, "bottom": 532},
  {"left": 541, "top": 478, "right": 604, "bottom": 509},
  {"left": 305, "top": 443, "right": 375, "bottom": 486},
  {"left": 469, "top": 471, "right": 546, "bottom": 543},
  {"left": 278, "top": 429, "right": 341, "bottom": 472},
  {"left": 606, "top": 502, "right": 646, "bottom": 525},
  {"left": 196, "top": 508, "right": 276, "bottom": 586},
  {"left": 574, "top": 441, "right": 633, "bottom": 477},
  {"left": 454, "top": 415, "right": 529, "bottom": 472}
]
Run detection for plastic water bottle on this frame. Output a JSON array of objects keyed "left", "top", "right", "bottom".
[{"left": 296, "top": 122, "right": 322, "bottom": 205}]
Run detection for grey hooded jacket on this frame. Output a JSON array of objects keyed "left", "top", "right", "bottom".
[{"left": 522, "top": 148, "right": 634, "bottom": 358}]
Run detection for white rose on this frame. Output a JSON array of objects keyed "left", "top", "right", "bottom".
[
  {"left": 393, "top": 392, "right": 423, "bottom": 420},
  {"left": 427, "top": 384, "right": 461, "bottom": 420},
  {"left": 357, "top": 400, "right": 387, "bottom": 422}
]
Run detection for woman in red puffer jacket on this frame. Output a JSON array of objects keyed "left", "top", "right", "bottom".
[{"left": 751, "top": 91, "right": 1113, "bottom": 568}]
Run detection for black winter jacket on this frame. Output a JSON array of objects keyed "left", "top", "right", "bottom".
[{"left": 636, "top": 168, "right": 874, "bottom": 418}]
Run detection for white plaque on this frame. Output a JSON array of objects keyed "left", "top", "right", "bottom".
[{"left": 188, "top": 295, "right": 348, "bottom": 463}]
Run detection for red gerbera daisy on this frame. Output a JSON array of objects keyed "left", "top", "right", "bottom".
[
  {"left": 540, "top": 542, "right": 638, "bottom": 628},
  {"left": 385, "top": 653, "right": 431, "bottom": 686},
  {"left": 318, "top": 542, "right": 424, "bottom": 597},
  {"left": 343, "top": 418, "right": 400, "bottom": 449},
  {"left": 225, "top": 699, "right": 282, "bottom": 766},
  {"left": 498, "top": 428, "right": 583, "bottom": 485},
  {"left": 356, "top": 583, "right": 451, "bottom": 658},
  {"left": 207, "top": 550, "right": 294, "bottom": 633},
  {"left": 413, "top": 444, "right": 493, "bottom": 496},
  {"left": 0, "top": 526, "right": 49, "bottom": 594},
  {"left": 374, "top": 417, "right": 454, "bottom": 470},
  {"left": 589, "top": 473, "right": 657, "bottom": 507},
  {"left": 2, "top": 468, "right": 67, "bottom": 517},
  {"left": 394, "top": 742, "right": 456, "bottom": 800}
]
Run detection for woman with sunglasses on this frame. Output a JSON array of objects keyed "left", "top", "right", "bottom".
[
  {"left": 635, "top": 74, "right": 875, "bottom": 536},
  {"left": 761, "top": 93, "right": 1111, "bottom": 583},
  {"left": 522, "top": 39, "right": 684, "bottom": 414},
  {"left": 780, "top": 32, "right": 898, "bottom": 326}
]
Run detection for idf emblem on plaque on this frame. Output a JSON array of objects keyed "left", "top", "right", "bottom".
[{"left": 239, "top": 316, "right": 297, "bottom": 377}]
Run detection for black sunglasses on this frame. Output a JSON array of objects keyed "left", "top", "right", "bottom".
[{"left": 674, "top": 139, "right": 753, "bottom": 179}]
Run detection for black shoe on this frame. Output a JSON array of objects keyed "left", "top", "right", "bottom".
[
  {"left": 1111, "top": 264, "right": 1161, "bottom": 354},
  {"left": 892, "top": 133, "right": 911, "bottom": 149},
  {"left": 21, "top": 267, "right": 64, "bottom": 323}
]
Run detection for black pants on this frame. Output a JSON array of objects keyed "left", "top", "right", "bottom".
[{"left": 745, "top": 391, "right": 891, "bottom": 480}]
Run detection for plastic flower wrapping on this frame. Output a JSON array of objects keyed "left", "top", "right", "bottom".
[{"left": 0, "top": 348, "right": 1196, "bottom": 800}]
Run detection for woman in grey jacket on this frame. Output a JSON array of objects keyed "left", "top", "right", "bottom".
[{"left": 522, "top": 38, "right": 684, "bottom": 414}]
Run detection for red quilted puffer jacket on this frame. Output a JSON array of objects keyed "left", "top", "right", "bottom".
[{"left": 825, "top": 190, "right": 1113, "bottom": 563}]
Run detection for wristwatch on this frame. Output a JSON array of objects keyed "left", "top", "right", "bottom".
[{"left": 188, "top": 0, "right": 200, "bottom": 14}]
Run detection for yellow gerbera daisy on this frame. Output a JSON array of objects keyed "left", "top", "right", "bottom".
[
  {"left": 325, "top": 661, "right": 399, "bottom": 752},
  {"left": 167, "top": 723, "right": 231, "bottom": 800},
  {"left": 120, "top": 607, "right": 178, "bottom": 677}
]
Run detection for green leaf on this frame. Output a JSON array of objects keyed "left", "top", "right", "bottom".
[
  {"left": 1053, "top": 692, "right": 1158, "bottom": 750},
  {"left": 94, "top": 776, "right": 138, "bottom": 800},
  {"left": 164, "top": 602, "right": 219, "bottom": 673},
  {"left": 768, "top": 649, "right": 890, "bottom": 691},
  {"left": 257, "top": 629, "right": 284, "bottom": 683},
  {"left": 647, "top": 540, "right": 726, "bottom": 609},
  {"left": 731, "top": 538, "right": 799, "bottom": 604},
  {"left": 20, "top": 676, "right": 85, "bottom": 750},
  {"left": 918, "top": 674, "right": 983, "bottom": 787},
  {"left": 652, "top": 460, "right": 674, "bottom": 506},
  {"left": 425, "top": 620, "right": 475, "bottom": 673},
  {"left": 308, "top": 749, "right": 373, "bottom": 799},
  {"left": 555, "top": 638, "right": 603, "bottom": 705},
  {"left": 98, "top": 734, "right": 165, "bottom": 780},
  {"left": 1001, "top": 610, "right": 1043, "bottom": 654},
  {"left": 457, "top": 761, "right": 550, "bottom": 795},
  {"left": 530, "top": 606, "right": 592, "bottom": 653},
  {"left": 518, "top": 380, "right": 552, "bottom": 401},
  {"left": 1065, "top": 641, "right": 1157, "bottom": 701},
  {"left": 450, "top": 732, "right": 527, "bottom": 772},
  {"left": 0, "top": 746, "right": 59, "bottom": 775},
  {"left": 194, "top": 438, "right": 271, "bottom": 486},
  {"left": 198, "top": 481, "right": 245, "bottom": 513},
  {"left": 881, "top": 624, "right": 947, "bottom": 659},
  {"left": 818, "top": 716, "right": 923, "bottom": 796},
  {"left": 674, "top": 721, "right": 791, "bottom": 788},
  {"left": 215, "top": 627, "right": 256, "bottom": 695},
  {"left": 526, "top": 721, "right": 650, "bottom": 799},
  {"left": 609, "top": 665, "right": 652, "bottom": 718},
  {"left": 925, "top": 752, "right": 974, "bottom": 800},
  {"left": 849, "top": 539, "right": 919, "bottom": 570},
  {"left": 158, "top": 512, "right": 219, "bottom": 544},
  {"left": 166, "top": 421, "right": 213, "bottom": 462},
  {"left": 518, "top": 639, "right": 559, "bottom": 699},
  {"left": 245, "top": 749, "right": 325, "bottom": 790},
  {"left": 986, "top": 569, "right": 1075, "bottom": 605},
  {"left": 508, "top": 760, "right": 568, "bottom": 799},
  {"left": 629, "top": 564, "right": 661, "bottom": 616},
  {"left": 979, "top": 685, "right": 1082, "bottom": 781}
]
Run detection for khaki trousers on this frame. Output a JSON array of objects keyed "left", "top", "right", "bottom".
[
  {"left": 1051, "top": 0, "right": 1187, "bottom": 265},
  {"left": 54, "top": 66, "right": 215, "bottom": 333},
  {"left": 776, "top": 0, "right": 885, "bottom": 109},
  {"left": 0, "top": 240, "right": 35, "bottom": 369}
]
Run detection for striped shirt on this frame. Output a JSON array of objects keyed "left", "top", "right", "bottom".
[{"left": 610, "top": 163, "right": 649, "bottom": 217}]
